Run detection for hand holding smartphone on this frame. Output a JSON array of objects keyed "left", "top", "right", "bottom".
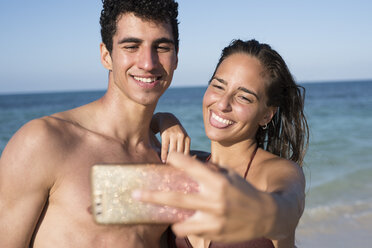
[{"left": 91, "top": 164, "right": 198, "bottom": 224}]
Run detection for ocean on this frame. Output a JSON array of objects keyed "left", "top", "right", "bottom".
[{"left": 1, "top": 80, "right": 372, "bottom": 247}]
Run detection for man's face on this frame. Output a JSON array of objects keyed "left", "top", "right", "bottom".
[{"left": 102, "top": 13, "right": 178, "bottom": 106}]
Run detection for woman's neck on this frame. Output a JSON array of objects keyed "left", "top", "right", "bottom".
[{"left": 210, "top": 140, "right": 258, "bottom": 175}]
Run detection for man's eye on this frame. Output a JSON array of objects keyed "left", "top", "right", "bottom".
[
  {"left": 157, "top": 46, "right": 171, "bottom": 52},
  {"left": 124, "top": 45, "right": 139, "bottom": 51}
]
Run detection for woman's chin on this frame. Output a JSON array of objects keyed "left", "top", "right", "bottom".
[{"left": 206, "top": 131, "right": 229, "bottom": 144}]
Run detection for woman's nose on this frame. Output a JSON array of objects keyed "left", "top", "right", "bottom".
[{"left": 216, "top": 94, "right": 232, "bottom": 112}]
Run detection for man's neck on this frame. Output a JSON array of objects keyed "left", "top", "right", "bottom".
[{"left": 81, "top": 85, "right": 157, "bottom": 148}]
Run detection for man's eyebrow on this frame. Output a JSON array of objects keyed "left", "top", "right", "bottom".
[
  {"left": 213, "top": 76, "right": 259, "bottom": 100},
  {"left": 117, "top": 37, "right": 174, "bottom": 45},
  {"left": 118, "top": 37, "right": 142, "bottom": 44},
  {"left": 154, "top": 37, "right": 175, "bottom": 45}
]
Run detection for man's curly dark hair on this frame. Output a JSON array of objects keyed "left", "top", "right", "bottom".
[{"left": 100, "top": 0, "right": 179, "bottom": 54}]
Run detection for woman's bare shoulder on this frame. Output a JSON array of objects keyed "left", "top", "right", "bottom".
[
  {"left": 256, "top": 149, "right": 301, "bottom": 171},
  {"left": 250, "top": 149, "right": 304, "bottom": 193}
]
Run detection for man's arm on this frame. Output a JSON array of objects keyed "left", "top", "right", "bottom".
[{"left": 0, "top": 119, "right": 58, "bottom": 247}]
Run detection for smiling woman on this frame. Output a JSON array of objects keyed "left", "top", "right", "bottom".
[
  {"left": 203, "top": 52, "right": 274, "bottom": 146},
  {"left": 139, "top": 39, "right": 309, "bottom": 248},
  {"left": 204, "top": 40, "right": 308, "bottom": 164}
]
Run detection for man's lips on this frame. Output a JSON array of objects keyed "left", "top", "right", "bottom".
[
  {"left": 132, "top": 75, "right": 162, "bottom": 89},
  {"left": 133, "top": 76, "right": 159, "bottom": 83}
]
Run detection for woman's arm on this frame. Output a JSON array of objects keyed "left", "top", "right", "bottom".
[
  {"left": 260, "top": 158, "right": 305, "bottom": 241},
  {"left": 150, "top": 112, "right": 190, "bottom": 162},
  {"left": 134, "top": 152, "right": 305, "bottom": 243}
]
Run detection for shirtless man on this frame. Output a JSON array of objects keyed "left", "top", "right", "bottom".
[{"left": 0, "top": 0, "right": 180, "bottom": 247}]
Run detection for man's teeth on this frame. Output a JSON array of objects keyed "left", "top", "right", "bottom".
[
  {"left": 212, "top": 112, "right": 234, "bottom": 125},
  {"left": 134, "top": 76, "right": 157, "bottom": 83}
]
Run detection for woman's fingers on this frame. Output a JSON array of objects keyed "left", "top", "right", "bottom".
[
  {"left": 171, "top": 211, "right": 226, "bottom": 239},
  {"left": 168, "top": 138, "right": 177, "bottom": 154},
  {"left": 134, "top": 190, "right": 219, "bottom": 212},
  {"left": 176, "top": 136, "right": 185, "bottom": 153},
  {"left": 184, "top": 136, "right": 191, "bottom": 155},
  {"left": 167, "top": 152, "right": 226, "bottom": 184},
  {"left": 134, "top": 189, "right": 235, "bottom": 241},
  {"left": 160, "top": 135, "right": 170, "bottom": 163},
  {"left": 135, "top": 153, "right": 234, "bottom": 214},
  {"left": 161, "top": 134, "right": 190, "bottom": 162},
  {"left": 157, "top": 114, "right": 190, "bottom": 162}
]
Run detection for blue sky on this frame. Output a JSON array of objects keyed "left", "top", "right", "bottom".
[{"left": 1, "top": 0, "right": 371, "bottom": 94}]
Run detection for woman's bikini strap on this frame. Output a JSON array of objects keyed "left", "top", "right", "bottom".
[
  {"left": 205, "top": 145, "right": 259, "bottom": 179},
  {"left": 244, "top": 145, "right": 258, "bottom": 179}
]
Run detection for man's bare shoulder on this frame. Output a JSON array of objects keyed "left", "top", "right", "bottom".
[
  {"left": 0, "top": 118, "right": 62, "bottom": 195},
  {"left": 1, "top": 115, "right": 79, "bottom": 172},
  {"left": 10, "top": 116, "right": 72, "bottom": 148}
]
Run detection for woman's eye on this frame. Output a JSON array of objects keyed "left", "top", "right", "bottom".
[
  {"left": 212, "top": 84, "right": 224, "bottom": 90},
  {"left": 238, "top": 95, "right": 252, "bottom": 103}
]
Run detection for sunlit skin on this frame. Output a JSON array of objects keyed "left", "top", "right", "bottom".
[
  {"left": 203, "top": 53, "right": 274, "bottom": 145},
  {"left": 138, "top": 52, "right": 305, "bottom": 248},
  {"left": 203, "top": 53, "right": 276, "bottom": 169},
  {"left": 101, "top": 13, "right": 178, "bottom": 107},
  {"left": 0, "top": 13, "right": 178, "bottom": 248}
]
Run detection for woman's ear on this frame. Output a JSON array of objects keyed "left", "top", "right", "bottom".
[
  {"left": 100, "top": 43, "right": 113, "bottom": 70},
  {"left": 260, "top": 106, "right": 278, "bottom": 126}
]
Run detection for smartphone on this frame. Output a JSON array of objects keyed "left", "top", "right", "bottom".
[{"left": 91, "top": 164, "right": 198, "bottom": 224}]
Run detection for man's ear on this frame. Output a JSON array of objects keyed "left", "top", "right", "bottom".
[
  {"left": 260, "top": 106, "right": 278, "bottom": 126},
  {"left": 100, "top": 43, "right": 112, "bottom": 70},
  {"left": 174, "top": 47, "right": 179, "bottom": 70},
  {"left": 174, "top": 54, "right": 178, "bottom": 70}
]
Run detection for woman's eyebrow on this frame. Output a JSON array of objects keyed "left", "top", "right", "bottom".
[
  {"left": 213, "top": 77, "right": 228, "bottom": 85},
  {"left": 213, "top": 76, "right": 259, "bottom": 100},
  {"left": 238, "top": 86, "right": 259, "bottom": 100}
]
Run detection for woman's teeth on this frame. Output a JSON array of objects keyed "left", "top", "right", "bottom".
[{"left": 211, "top": 111, "right": 234, "bottom": 125}]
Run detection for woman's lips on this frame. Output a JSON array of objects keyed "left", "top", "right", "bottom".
[{"left": 209, "top": 110, "right": 235, "bottom": 128}]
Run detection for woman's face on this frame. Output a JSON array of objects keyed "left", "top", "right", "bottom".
[{"left": 203, "top": 53, "right": 275, "bottom": 145}]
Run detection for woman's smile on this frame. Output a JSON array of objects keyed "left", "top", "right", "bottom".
[{"left": 209, "top": 110, "right": 235, "bottom": 128}]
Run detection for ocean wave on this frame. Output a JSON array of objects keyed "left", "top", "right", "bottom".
[{"left": 302, "top": 199, "right": 372, "bottom": 222}]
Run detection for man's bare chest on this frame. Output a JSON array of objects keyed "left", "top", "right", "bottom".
[
  {"left": 38, "top": 144, "right": 165, "bottom": 247},
  {"left": 50, "top": 141, "right": 161, "bottom": 213}
]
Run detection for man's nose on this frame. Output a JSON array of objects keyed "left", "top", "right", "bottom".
[{"left": 137, "top": 47, "right": 159, "bottom": 71}]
